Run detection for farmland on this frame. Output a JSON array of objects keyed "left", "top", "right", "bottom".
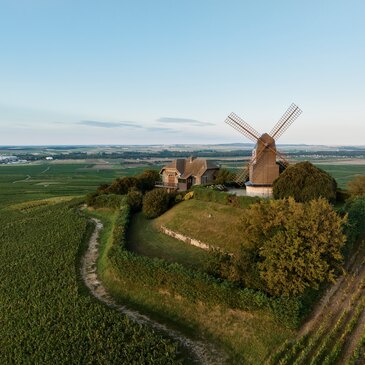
[
  {"left": 0, "top": 199, "right": 180, "bottom": 363},
  {"left": 0, "top": 161, "right": 154, "bottom": 207}
]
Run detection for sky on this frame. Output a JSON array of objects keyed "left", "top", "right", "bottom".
[{"left": 0, "top": 0, "right": 364, "bottom": 146}]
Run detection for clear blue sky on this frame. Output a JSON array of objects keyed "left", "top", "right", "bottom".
[{"left": 0, "top": 0, "right": 364, "bottom": 145}]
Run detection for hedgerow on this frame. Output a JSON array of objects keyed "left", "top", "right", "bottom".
[{"left": 193, "top": 187, "right": 261, "bottom": 208}]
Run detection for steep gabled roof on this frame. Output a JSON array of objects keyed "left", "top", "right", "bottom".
[{"left": 160, "top": 157, "right": 219, "bottom": 178}]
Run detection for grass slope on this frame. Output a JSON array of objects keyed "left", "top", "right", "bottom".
[
  {"left": 155, "top": 199, "right": 244, "bottom": 253},
  {"left": 0, "top": 201, "right": 178, "bottom": 364},
  {"left": 89, "top": 207, "right": 294, "bottom": 364},
  {"left": 127, "top": 212, "right": 211, "bottom": 270}
]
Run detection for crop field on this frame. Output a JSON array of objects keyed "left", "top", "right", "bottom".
[
  {"left": 0, "top": 200, "right": 179, "bottom": 363},
  {"left": 314, "top": 164, "right": 365, "bottom": 188},
  {"left": 0, "top": 161, "right": 158, "bottom": 207}
]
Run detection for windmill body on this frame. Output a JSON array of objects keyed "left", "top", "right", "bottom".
[
  {"left": 225, "top": 104, "right": 302, "bottom": 197},
  {"left": 250, "top": 133, "right": 279, "bottom": 186}
]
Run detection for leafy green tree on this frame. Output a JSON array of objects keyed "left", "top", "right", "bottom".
[
  {"left": 142, "top": 188, "right": 170, "bottom": 219},
  {"left": 127, "top": 188, "right": 143, "bottom": 212},
  {"left": 240, "top": 198, "right": 347, "bottom": 296},
  {"left": 214, "top": 168, "right": 235, "bottom": 185},
  {"left": 107, "top": 176, "right": 139, "bottom": 195},
  {"left": 273, "top": 161, "right": 337, "bottom": 202},
  {"left": 348, "top": 175, "right": 365, "bottom": 197},
  {"left": 137, "top": 169, "right": 161, "bottom": 192}
]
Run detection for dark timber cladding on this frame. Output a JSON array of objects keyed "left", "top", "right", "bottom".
[{"left": 224, "top": 103, "right": 302, "bottom": 194}]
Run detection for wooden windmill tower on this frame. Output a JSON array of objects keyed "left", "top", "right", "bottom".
[{"left": 224, "top": 103, "right": 302, "bottom": 197}]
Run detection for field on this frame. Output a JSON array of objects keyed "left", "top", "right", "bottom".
[
  {"left": 0, "top": 199, "right": 179, "bottom": 363},
  {"left": 0, "top": 161, "right": 155, "bottom": 207}
]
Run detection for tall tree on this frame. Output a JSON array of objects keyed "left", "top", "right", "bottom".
[
  {"left": 240, "top": 198, "right": 347, "bottom": 296},
  {"left": 273, "top": 161, "right": 337, "bottom": 202}
]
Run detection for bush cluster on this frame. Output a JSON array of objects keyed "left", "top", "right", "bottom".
[{"left": 193, "top": 187, "right": 261, "bottom": 208}]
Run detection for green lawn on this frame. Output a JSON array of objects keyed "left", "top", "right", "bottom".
[
  {"left": 155, "top": 199, "right": 245, "bottom": 253},
  {"left": 127, "top": 212, "right": 211, "bottom": 270}
]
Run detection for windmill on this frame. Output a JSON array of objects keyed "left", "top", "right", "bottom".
[{"left": 224, "top": 103, "right": 302, "bottom": 197}]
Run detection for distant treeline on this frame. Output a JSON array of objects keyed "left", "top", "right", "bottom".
[{"left": 10, "top": 149, "right": 365, "bottom": 161}]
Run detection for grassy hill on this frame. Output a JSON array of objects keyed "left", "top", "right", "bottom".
[{"left": 155, "top": 199, "right": 245, "bottom": 253}]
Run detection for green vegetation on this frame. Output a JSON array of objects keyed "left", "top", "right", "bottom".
[
  {"left": 0, "top": 162, "right": 151, "bottom": 208},
  {"left": 155, "top": 199, "right": 244, "bottom": 252},
  {"left": 316, "top": 164, "right": 365, "bottom": 188},
  {"left": 273, "top": 161, "right": 337, "bottom": 202},
  {"left": 143, "top": 188, "right": 171, "bottom": 218},
  {"left": 347, "top": 175, "right": 365, "bottom": 197},
  {"left": 127, "top": 212, "right": 210, "bottom": 270},
  {"left": 88, "top": 202, "right": 296, "bottom": 364},
  {"left": 242, "top": 198, "right": 346, "bottom": 296},
  {"left": 0, "top": 200, "right": 179, "bottom": 364}
]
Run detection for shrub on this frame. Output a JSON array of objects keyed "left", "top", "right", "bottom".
[
  {"left": 348, "top": 175, "right": 365, "bottom": 198},
  {"left": 142, "top": 189, "right": 170, "bottom": 219},
  {"left": 273, "top": 161, "right": 337, "bottom": 202},
  {"left": 126, "top": 188, "right": 144, "bottom": 212},
  {"left": 342, "top": 196, "right": 365, "bottom": 248},
  {"left": 193, "top": 187, "right": 260, "bottom": 208},
  {"left": 214, "top": 168, "right": 235, "bottom": 184},
  {"left": 86, "top": 193, "right": 126, "bottom": 209}
]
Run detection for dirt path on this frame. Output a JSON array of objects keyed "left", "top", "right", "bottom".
[
  {"left": 81, "top": 218, "right": 228, "bottom": 365},
  {"left": 12, "top": 175, "right": 31, "bottom": 183}
]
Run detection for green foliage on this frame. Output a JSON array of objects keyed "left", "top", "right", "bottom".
[
  {"left": 86, "top": 192, "right": 126, "bottom": 209},
  {"left": 137, "top": 169, "right": 161, "bottom": 192},
  {"left": 126, "top": 188, "right": 144, "bottom": 212},
  {"left": 106, "top": 201, "right": 303, "bottom": 328},
  {"left": 241, "top": 198, "right": 346, "bottom": 296},
  {"left": 342, "top": 196, "right": 365, "bottom": 247},
  {"left": 0, "top": 201, "right": 179, "bottom": 364},
  {"left": 273, "top": 161, "right": 337, "bottom": 202},
  {"left": 193, "top": 187, "right": 260, "bottom": 208},
  {"left": 143, "top": 189, "right": 170, "bottom": 219},
  {"left": 347, "top": 175, "right": 365, "bottom": 197},
  {"left": 214, "top": 168, "right": 235, "bottom": 184}
]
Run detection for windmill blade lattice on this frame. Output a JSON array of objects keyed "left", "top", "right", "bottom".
[
  {"left": 233, "top": 165, "right": 249, "bottom": 185},
  {"left": 270, "top": 103, "right": 302, "bottom": 141},
  {"left": 225, "top": 113, "right": 261, "bottom": 143}
]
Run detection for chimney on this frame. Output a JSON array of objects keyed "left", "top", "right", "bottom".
[{"left": 188, "top": 156, "right": 196, "bottom": 163}]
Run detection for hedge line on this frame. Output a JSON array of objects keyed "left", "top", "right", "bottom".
[
  {"left": 106, "top": 201, "right": 302, "bottom": 328},
  {"left": 193, "top": 187, "right": 261, "bottom": 208}
]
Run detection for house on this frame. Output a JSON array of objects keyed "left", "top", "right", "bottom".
[{"left": 157, "top": 157, "right": 219, "bottom": 191}]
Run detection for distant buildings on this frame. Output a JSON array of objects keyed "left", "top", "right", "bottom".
[
  {"left": 157, "top": 157, "right": 219, "bottom": 191},
  {"left": 0, "top": 155, "right": 18, "bottom": 164}
]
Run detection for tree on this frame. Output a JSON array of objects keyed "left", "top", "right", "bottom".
[
  {"left": 240, "top": 198, "right": 346, "bottom": 296},
  {"left": 273, "top": 161, "right": 337, "bottom": 202},
  {"left": 214, "top": 168, "right": 235, "bottom": 185},
  {"left": 137, "top": 169, "right": 160, "bottom": 192},
  {"left": 348, "top": 175, "right": 365, "bottom": 197},
  {"left": 142, "top": 189, "right": 170, "bottom": 219},
  {"left": 127, "top": 188, "right": 143, "bottom": 212}
]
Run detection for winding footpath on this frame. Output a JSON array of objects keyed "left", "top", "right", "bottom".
[{"left": 81, "top": 218, "right": 228, "bottom": 365}]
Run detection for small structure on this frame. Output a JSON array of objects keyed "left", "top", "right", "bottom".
[
  {"left": 45, "top": 156, "right": 54, "bottom": 161},
  {"left": 157, "top": 157, "right": 219, "bottom": 191}
]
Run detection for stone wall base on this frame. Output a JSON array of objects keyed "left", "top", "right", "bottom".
[{"left": 246, "top": 185, "right": 273, "bottom": 198}]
